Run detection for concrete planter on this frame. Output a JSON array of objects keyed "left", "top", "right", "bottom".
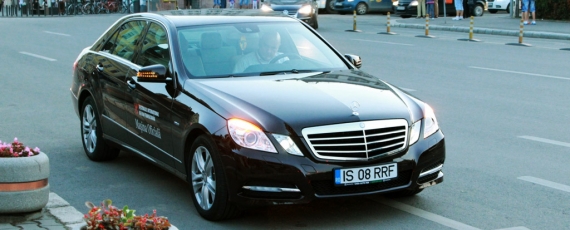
[{"left": 0, "top": 152, "right": 50, "bottom": 213}]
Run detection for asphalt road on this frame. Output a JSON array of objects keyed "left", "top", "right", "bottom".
[{"left": 1, "top": 12, "right": 569, "bottom": 229}]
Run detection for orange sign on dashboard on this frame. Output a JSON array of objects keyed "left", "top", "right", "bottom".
[{"left": 446, "top": 0, "right": 452, "bottom": 3}]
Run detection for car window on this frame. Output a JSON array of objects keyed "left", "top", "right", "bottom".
[
  {"left": 101, "top": 20, "right": 146, "bottom": 62},
  {"left": 177, "top": 22, "right": 347, "bottom": 78},
  {"left": 136, "top": 22, "right": 171, "bottom": 70}
]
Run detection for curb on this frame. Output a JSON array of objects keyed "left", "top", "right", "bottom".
[
  {"left": 390, "top": 23, "right": 570, "bottom": 40},
  {"left": 45, "top": 192, "right": 85, "bottom": 230}
]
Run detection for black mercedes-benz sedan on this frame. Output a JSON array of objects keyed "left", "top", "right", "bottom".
[{"left": 70, "top": 9, "right": 445, "bottom": 221}]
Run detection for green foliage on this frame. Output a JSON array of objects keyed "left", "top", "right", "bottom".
[{"left": 535, "top": 0, "right": 570, "bottom": 20}]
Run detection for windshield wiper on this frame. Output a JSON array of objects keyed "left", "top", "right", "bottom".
[{"left": 259, "top": 69, "right": 319, "bottom": 76}]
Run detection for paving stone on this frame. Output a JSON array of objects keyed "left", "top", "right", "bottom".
[
  {"left": 12, "top": 223, "right": 45, "bottom": 230},
  {"left": 0, "top": 223, "right": 20, "bottom": 230}
]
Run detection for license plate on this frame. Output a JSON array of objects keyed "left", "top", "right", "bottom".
[
  {"left": 334, "top": 163, "right": 398, "bottom": 186},
  {"left": 397, "top": 6, "right": 405, "bottom": 10},
  {"left": 335, "top": 2, "right": 342, "bottom": 6}
]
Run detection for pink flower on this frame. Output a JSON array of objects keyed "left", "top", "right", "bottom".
[
  {"left": 13, "top": 137, "right": 18, "bottom": 143},
  {"left": 34, "top": 147, "right": 40, "bottom": 153}
]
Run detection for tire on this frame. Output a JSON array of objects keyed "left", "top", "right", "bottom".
[
  {"left": 384, "top": 188, "right": 424, "bottom": 198},
  {"left": 188, "top": 135, "right": 241, "bottom": 221},
  {"left": 311, "top": 15, "right": 319, "bottom": 29},
  {"left": 355, "top": 2, "right": 367, "bottom": 15},
  {"left": 488, "top": 9, "right": 497, "bottom": 13},
  {"left": 80, "top": 97, "right": 120, "bottom": 161},
  {"left": 506, "top": 3, "right": 510, "bottom": 14},
  {"left": 325, "top": 0, "right": 336, "bottom": 14},
  {"left": 66, "top": 5, "right": 74, "bottom": 15},
  {"left": 473, "top": 4, "right": 483, "bottom": 16}
]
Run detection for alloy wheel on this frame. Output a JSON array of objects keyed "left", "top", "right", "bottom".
[
  {"left": 82, "top": 104, "right": 97, "bottom": 154},
  {"left": 191, "top": 146, "right": 217, "bottom": 211}
]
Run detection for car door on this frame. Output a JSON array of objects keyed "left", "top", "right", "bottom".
[
  {"left": 368, "top": 0, "right": 392, "bottom": 11},
  {"left": 123, "top": 21, "right": 176, "bottom": 166},
  {"left": 91, "top": 19, "right": 147, "bottom": 144}
]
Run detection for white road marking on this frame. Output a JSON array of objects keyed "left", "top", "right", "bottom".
[
  {"left": 20, "top": 52, "right": 57, "bottom": 62},
  {"left": 469, "top": 66, "right": 570, "bottom": 81},
  {"left": 518, "top": 135, "right": 570, "bottom": 148},
  {"left": 518, "top": 176, "right": 570, "bottom": 193},
  {"left": 495, "top": 227, "right": 531, "bottom": 230},
  {"left": 352, "top": 39, "right": 414, "bottom": 46},
  {"left": 368, "top": 197, "right": 481, "bottom": 230},
  {"left": 44, "top": 31, "right": 71, "bottom": 36}
]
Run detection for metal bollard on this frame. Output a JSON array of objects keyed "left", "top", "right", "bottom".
[
  {"left": 458, "top": 16, "right": 481, "bottom": 42},
  {"left": 506, "top": 17, "right": 531, "bottom": 47},
  {"left": 416, "top": 14, "right": 435, "bottom": 38},
  {"left": 345, "top": 10, "right": 362, "bottom": 32},
  {"left": 378, "top": 12, "right": 397, "bottom": 35}
]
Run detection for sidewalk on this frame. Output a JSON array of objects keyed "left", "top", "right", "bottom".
[
  {"left": 0, "top": 193, "right": 85, "bottom": 230},
  {"left": 391, "top": 14, "right": 570, "bottom": 40}
]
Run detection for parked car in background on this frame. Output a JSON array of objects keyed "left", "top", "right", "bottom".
[
  {"left": 487, "top": 0, "right": 518, "bottom": 14},
  {"left": 261, "top": 0, "right": 319, "bottom": 29},
  {"left": 397, "top": 0, "right": 486, "bottom": 18},
  {"left": 333, "top": 0, "right": 398, "bottom": 15}
]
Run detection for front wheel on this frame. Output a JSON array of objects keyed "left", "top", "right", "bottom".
[
  {"left": 80, "top": 97, "right": 120, "bottom": 161},
  {"left": 188, "top": 135, "right": 241, "bottom": 221}
]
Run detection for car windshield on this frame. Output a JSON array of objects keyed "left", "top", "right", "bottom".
[{"left": 177, "top": 21, "right": 347, "bottom": 78}]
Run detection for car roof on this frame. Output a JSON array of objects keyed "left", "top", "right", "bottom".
[{"left": 132, "top": 9, "right": 296, "bottom": 28}]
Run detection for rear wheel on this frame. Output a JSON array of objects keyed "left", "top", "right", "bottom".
[
  {"left": 473, "top": 4, "right": 484, "bottom": 16},
  {"left": 80, "top": 97, "right": 120, "bottom": 161},
  {"left": 325, "top": 0, "right": 336, "bottom": 14},
  {"left": 355, "top": 2, "right": 367, "bottom": 15},
  {"left": 188, "top": 135, "right": 241, "bottom": 221}
]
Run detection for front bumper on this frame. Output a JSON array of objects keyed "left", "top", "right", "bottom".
[
  {"left": 396, "top": 4, "right": 416, "bottom": 16},
  {"left": 214, "top": 129, "right": 446, "bottom": 207}
]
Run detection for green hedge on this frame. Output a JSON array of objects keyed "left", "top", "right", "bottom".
[{"left": 535, "top": 0, "right": 570, "bottom": 20}]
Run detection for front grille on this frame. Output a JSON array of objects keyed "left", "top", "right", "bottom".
[
  {"left": 302, "top": 120, "right": 408, "bottom": 161},
  {"left": 312, "top": 170, "right": 412, "bottom": 196}
]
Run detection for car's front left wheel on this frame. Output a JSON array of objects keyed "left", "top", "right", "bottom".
[
  {"left": 80, "top": 97, "right": 120, "bottom": 161},
  {"left": 188, "top": 135, "right": 241, "bottom": 221}
]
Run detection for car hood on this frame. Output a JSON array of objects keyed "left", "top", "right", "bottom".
[{"left": 184, "top": 70, "right": 417, "bottom": 136}]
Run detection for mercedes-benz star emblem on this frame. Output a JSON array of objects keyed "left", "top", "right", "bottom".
[{"left": 351, "top": 101, "right": 360, "bottom": 116}]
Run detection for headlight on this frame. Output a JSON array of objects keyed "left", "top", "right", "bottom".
[
  {"left": 228, "top": 118, "right": 277, "bottom": 153},
  {"left": 423, "top": 104, "right": 439, "bottom": 138},
  {"left": 260, "top": 4, "right": 273, "bottom": 11},
  {"left": 272, "top": 134, "right": 303, "bottom": 156},
  {"left": 409, "top": 103, "right": 439, "bottom": 145},
  {"left": 298, "top": 5, "right": 312, "bottom": 14},
  {"left": 410, "top": 1, "right": 418, "bottom": 6},
  {"left": 392, "top": 0, "right": 398, "bottom": 6},
  {"left": 409, "top": 120, "right": 421, "bottom": 145}
]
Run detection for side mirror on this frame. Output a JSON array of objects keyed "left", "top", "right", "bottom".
[
  {"left": 344, "top": 54, "right": 362, "bottom": 69},
  {"left": 136, "top": 64, "right": 170, "bottom": 83}
]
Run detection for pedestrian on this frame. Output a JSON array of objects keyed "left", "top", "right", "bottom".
[
  {"left": 58, "top": 0, "right": 65, "bottom": 15},
  {"left": 426, "top": 0, "right": 434, "bottom": 19},
  {"left": 239, "top": 0, "right": 248, "bottom": 8},
  {"left": 416, "top": 0, "right": 425, "bottom": 18},
  {"left": 434, "top": 0, "right": 438, "bottom": 18},
  {"left": 252, "top": 0, "right": 257, "bottom": 9},
  {"left": 452, "top": 0, "right": 463, "bottom": 20},
  {"left": 463, "top": 0, "right": 475, "bottom": 18},
  {"left": 213, "top": 0, "right": 220, "bottom": 8},
  {"left": 229, "top": 0, "right": 234, "bottom": 8},
  {"left": 522, "top": 0, "right": 536, "bottom": 25}
]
